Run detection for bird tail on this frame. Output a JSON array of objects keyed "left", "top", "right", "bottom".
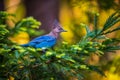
[
  {"left": 11, "top": 47, "right": 17, "bottom": 51},
  {"left": 9, "top": 47, "right": 17, "bottom": 52},
  {"left": 21, "top": 44, "right": 28, "bottom": 47}
]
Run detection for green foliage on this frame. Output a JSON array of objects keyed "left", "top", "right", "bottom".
[
  {"left": 89, "top": 10, "right": 120, "bottom": 41},
  {"left": 71, "top": 0, "right": 118, "bottom": 10},
  {"left": 97, "top": 0, "right": 117, "bottom": 10},
  {"left": 12, "top": 17, "right": 42, "bottom": 36},
  {"left": 0, "top": 11, "right": 15, "bottom": 24},
  {"left": 0, "top": 11, "right": 120, "bottom": 80}
]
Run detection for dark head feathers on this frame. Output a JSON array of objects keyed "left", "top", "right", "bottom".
[{"left": 52, "top": 19, "right": 62, "bottom": 29}]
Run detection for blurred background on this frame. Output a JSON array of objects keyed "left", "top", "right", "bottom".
[{"left": 1, "top": 0, "right": 120, "bottom": 80}]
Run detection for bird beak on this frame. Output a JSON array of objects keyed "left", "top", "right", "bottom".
[
  {"left": 61, "top": 29, "right": 67, "bottom": 32},
  {"left": 62, "top": 29, "right": 67, "bottom": 32}
]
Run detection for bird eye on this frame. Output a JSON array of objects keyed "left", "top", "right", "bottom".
[{"left": 59, "top": 28, "right": 62, "bottom": 30}]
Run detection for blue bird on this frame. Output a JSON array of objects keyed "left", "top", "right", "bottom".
[{"left": 21, "top": 20, "right": 67, "bottom": 49}]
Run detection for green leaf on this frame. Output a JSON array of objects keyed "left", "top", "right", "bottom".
[
  {"left": 94, "top": 13, "right": 99, "bottom": 35},
  {"left": 88, "top": 65, "right": 106, "bottom": 77},
  {"left": 102, "top": 10, "right": 120, "bottom": 31},
  {"left": 15, "top": 50, "right": 19, "bottom": 59},
  {"left": 85, "top": 25, "right": 91, "bottom": 36}
]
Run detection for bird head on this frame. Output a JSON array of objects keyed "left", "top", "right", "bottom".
[{"left": 52, "top": 20, "right": 67, "bottom": 33}]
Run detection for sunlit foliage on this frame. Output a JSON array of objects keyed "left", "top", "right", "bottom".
[{"left": 0, "top": 10, "right": 120, "bottom": 80}]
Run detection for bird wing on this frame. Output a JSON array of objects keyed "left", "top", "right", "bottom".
[
  {"left": 29, "top": 35, "right": 56, "bottom": 43},
  {"left": 21, "top": 35, "right": 56, "bottom": 48}
]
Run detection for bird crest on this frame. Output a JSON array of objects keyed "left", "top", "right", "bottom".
[{"left": 52, "top": 20, "right": 62, "bottom": 29}]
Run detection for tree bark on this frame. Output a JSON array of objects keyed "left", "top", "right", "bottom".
[
  {"left": 0, "top": 0, "right": 4, "bottom": 11},
  {"left": 25, "top": 0, "right": 60, "bottom": 33}
]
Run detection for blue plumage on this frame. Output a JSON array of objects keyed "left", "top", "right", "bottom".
[{"left": 22, "top": 35, "right": 56, "bottom": 48}]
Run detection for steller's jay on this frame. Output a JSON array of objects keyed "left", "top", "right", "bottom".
[{"left": 21, "top": 20, "right": 67, "bottom": 49}]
